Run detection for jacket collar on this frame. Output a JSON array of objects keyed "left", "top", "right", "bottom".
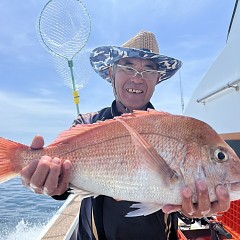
[{"left": 111, "top": 100, "right": 155, "bottom": 117}]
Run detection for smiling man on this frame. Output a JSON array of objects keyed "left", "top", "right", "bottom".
[
  {"left": 21, "top": 31, "right": 230, "bottom": 240},
  {"left": 90, "top": 31, "right": 181, "bottom": 115},
  {"left": 110, "top": 57, "right": 159, "bottom": 112}
]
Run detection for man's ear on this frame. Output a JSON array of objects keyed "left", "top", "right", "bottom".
[{"left": 108, "top": 67, "right": 114, "bottom": 87}]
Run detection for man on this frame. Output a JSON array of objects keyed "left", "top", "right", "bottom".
[{"left": 21, "top": 31, "right": 230, "bottom": 239}]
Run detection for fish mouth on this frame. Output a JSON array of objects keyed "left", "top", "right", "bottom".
[{"left": 126, "top": 88, "right": 143, "bottom": 94}]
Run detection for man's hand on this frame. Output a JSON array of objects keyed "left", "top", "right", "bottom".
[
  {"left": 162, "top": 180, "right": 230, "bottom": 218},
  {"left": 21, "top": 135, "right": 72, "bottom": 196}
]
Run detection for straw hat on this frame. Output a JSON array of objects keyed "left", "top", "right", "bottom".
[{"left": 90, "top": 31, "right": 182, "bottom": 83}]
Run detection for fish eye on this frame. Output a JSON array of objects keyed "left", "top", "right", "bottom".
[{"left": 214, "top": 148, "right": 228, "bottom": 162}]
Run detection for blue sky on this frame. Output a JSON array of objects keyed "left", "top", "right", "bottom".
[{"left": 0, "top": 0, "right": 236, "bottom": 145}]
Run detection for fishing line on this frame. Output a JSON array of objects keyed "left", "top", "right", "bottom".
[{"left": 179, "top": 69, "right": 185, "bottom": 114}]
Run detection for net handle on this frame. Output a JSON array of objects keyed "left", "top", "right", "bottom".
[{"left": 68, "top": 60, "right": 80, "bottom": 115}]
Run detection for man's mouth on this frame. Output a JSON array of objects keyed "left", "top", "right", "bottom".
[{"left": 126, "top": 88, "right": 143, "bottom": 94}]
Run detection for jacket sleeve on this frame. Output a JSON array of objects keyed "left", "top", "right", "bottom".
[{"left": 72, "top": 112, "right": 99, "bottom": 126}]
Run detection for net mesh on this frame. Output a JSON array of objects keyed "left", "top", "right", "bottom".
[
  {"left": 52, "top": 50, "right": 91, "bottom": 90},
  {"left": 38, "top": 0, "right": 91, "bottom": 60}
]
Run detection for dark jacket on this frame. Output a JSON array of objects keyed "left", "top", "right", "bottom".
[{"left": 54, "top": 101, "right": 179, "bottom": 240}]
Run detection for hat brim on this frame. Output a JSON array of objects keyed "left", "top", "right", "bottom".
[{"left": 90, "top": 46, "right": 182, "bottom": 83}]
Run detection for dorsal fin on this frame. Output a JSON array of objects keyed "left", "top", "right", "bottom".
[
  {"left": 48, "top": 122, "right": 104, "bottom": 146},
  {"left": 134, "top": 109, "right": 171, "bottom": 115},
  {"left": 48, "top": 109, "right": 171, "bottom": 146}
]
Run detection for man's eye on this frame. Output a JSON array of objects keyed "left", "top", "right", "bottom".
[{"left": 125, "top": 67, "right": 134, "bottom": 72}]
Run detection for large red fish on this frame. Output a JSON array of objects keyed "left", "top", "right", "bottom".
[{"left": 0, "top": 109, "right": 240, "bottom": 216}]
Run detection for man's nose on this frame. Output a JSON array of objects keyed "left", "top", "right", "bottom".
[{"left": 131, "top": 72, "right": 144, "bottom": 82}]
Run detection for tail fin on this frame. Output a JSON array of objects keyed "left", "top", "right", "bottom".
[{"left": 0, "top": 137, "right": 27, "bottom": 184}]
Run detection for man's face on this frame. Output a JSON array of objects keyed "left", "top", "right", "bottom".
[{"left": 110, "top": 57, "right": 159, "bottom": 111}]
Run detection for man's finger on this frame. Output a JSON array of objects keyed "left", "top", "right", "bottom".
[
  {"left": 56, "top": 160, "right": 72, "bottom": 195},
  {"left": 30, "top": 156, "right": 51, "bottom": 189},
  {"left": 44, "top": 158, "right": 62, "bottom": 195},
  {"left": 21, "top": 159, "right": 39, "bottom": 187},
  {"left": 196, "top": 180, "right": 211, "bottom": 216},
  {"left": 210, "top": 185, "right": 230, "bottom": 213},
  {"left": 31, "top": 135, "right": 44, "bottom": 149},
  {"left": 181, "top": 187, "right": 194, "bottom": 216}
]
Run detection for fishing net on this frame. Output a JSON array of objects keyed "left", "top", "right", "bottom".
[
  {"left": 52, "top": 51, "right": 90, "bottom": 91},
  {"left": 38, "top": 0, "right": 91, "bottom": 115}
]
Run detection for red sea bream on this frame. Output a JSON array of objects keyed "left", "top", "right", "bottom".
[{"left": 0, "top": 109, "right": 240, "bottom": 216}]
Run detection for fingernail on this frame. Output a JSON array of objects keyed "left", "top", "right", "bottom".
[
  {"left": 52, "top": 158, "right": 61, "bottom": 164},
  {"left": 43, "top": 187, "right": 49, "bottom": 195},
  {"left": 64, "top": 160, "right": 71, "bottom": 170},
  {"left": 197, "top": 180, "right": 207, "bottom": 191},
  {"left": 21, "top": 177, "right": 28, "bottom": 187},
  {"left": 182, "top": 187, "right": 192, "bottom": 198},
  {"left": 30, "top": 183, "right": 37, "bottom": 189},
  {"left": 42, "top": 155, "right": 52, "bottom": 162}
]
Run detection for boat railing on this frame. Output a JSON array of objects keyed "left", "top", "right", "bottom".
[
  {"left": 38, "top": 194, "right": 82, "bottom": 240},
  {"left": 197, "top": 78, "right": 240, "bottom": 104}
]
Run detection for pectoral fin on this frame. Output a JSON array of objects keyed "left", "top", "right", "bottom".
[
  {"left": 116, "top": 118, "right": 178, "bottom": 185},
  {"left": 126, "top": 202, "right": 163, "bottom": 217},
  {"left": 68, "top": 186, "right": 98, "bottom": 199}
]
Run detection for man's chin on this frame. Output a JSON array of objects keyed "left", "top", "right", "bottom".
[{"left": 123, "top": 103, "right": 147, "bottom": 111}]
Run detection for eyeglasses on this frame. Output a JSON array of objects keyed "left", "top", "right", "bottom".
[{"left": 116, "top": 64, "right": 160, "bottom": 81}]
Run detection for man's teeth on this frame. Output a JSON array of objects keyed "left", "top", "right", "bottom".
[{"left": 127, "top": 88, "right": 143, "bottom": 93}]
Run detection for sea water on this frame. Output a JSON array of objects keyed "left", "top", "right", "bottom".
[{"left": 0, "top": 177, "right": 65, "bottom": 240}]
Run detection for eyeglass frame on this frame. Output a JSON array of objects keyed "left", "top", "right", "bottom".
[{"left": 115, "top": 64, "right": 163, "bottom": 81}]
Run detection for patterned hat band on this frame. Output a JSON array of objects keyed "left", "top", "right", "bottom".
[{"left": 90, "top": 31, "right": 182, "bottom": 83}]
